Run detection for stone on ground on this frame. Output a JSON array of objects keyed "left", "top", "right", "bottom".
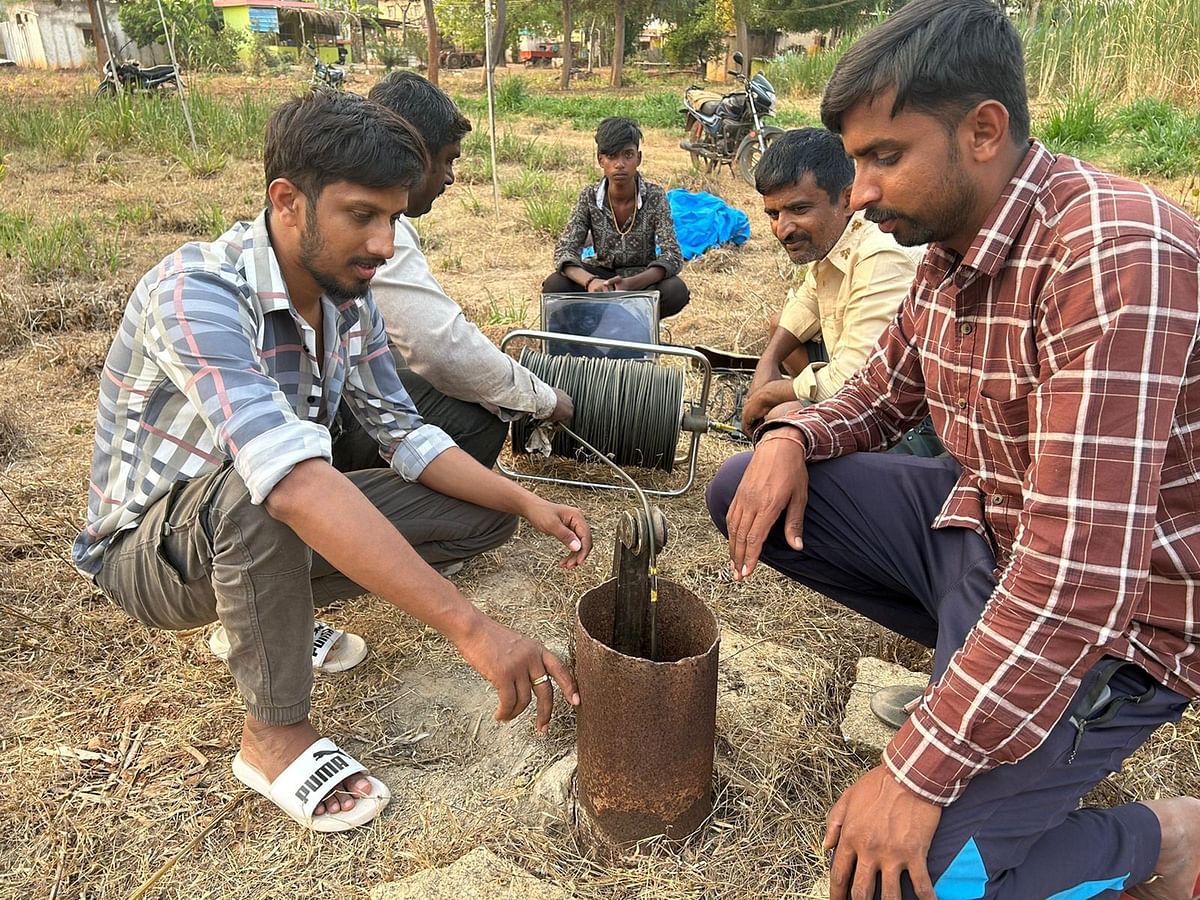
[
  {"left": 370, "top": 847, "right": 572, "bottom": 900},
  {"left": 840, "top": 657, "right": 926, "bottom": 755}
]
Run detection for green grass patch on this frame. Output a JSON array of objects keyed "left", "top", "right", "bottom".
[
  {"left": 1038, "top": 91, "right": 1112, "bottom": 156},
  {"left": 19, "top": 215, "right": 123, "bottom": 281},
  {"left": 0, "top": 88, "right": 275, "bottom": 165},
  {"left": 523, "top": 190, "right": 574, "bottom": 236},
  {"left": 1121, "top": 112, "right": 1200, "bottom": 178},
  {"left": 501, "top": 169, "right": 552, "bottom": 200},
  {"left": 758, "top": 38, "right": 854, "bottom": 98}
]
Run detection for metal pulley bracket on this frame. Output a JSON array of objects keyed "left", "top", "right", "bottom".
[{"left": 611, "top": 506, "right": 668, "bottom": 659}]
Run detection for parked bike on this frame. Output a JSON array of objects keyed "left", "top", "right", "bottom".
[
  {"left": 308, "top": 47, "right": 345, "bottom": 91},
  {"left": 680, "top": 51, "right": 782, "bottom": 185},
  {"left": 95, "top": 55, "right": 182, "bottom": 98}
]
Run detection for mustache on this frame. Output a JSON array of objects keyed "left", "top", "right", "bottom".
[
  {"left": 863, "top": 207, "right": 906, "bottom": 224},
  {"left": 782, "top": 231, "right": 812, "bottom": 247}
]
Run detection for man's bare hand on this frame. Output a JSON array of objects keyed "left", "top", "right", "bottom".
[
  {"left": 824, "top": 766, "right": 942, "bottom": 900},
  {"left": 726, "top": 435, "right": 808, "bottom": 579},
  {"left": 741, "top": 379, "right": 798, "bottom": 434},
  {"left": 521, "top": 498, "right": 592, "bottom": 568},
  {"left": 451, "top": 614, "right": 579, "bottom": 733},
  {"left": 587, "top": 277, "right": 612, "bottom": 293},
  {"left": 547, "top": 388, "right": 574, "bottom": 423}
]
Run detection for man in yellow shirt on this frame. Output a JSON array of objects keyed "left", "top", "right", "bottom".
[{"left": 742, "top": 129, "right": 924, "bottom": 435}]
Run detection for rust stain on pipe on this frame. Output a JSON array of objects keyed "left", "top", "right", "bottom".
[{"left": 575, "top": 577, "right": 719, "bottom": 848}]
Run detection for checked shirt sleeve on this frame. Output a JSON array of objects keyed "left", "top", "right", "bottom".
[
  {"left": 342, "top": 299, "right": 455, "bottom": 482},
  {"left": 144, "top": 269, "right": 332, "bottom": 504},
  {"left": 885, "top": 237, "right": 1200, "bottom": 805}
]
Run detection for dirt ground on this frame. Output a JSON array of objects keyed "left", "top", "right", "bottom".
[{"left": 1, "top": 71, "right": 1198, "bottom": 900}]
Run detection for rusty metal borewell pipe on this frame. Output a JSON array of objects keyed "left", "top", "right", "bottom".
[{"left": 575, "top": 577, "right": 719, "bottom": 848}]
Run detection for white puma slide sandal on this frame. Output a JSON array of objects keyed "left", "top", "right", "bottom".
[
  {"left": 232, "top": 737, "right": 391, "bottom": 832},
  {"left": 209, "top": 621, "right": 367, "bottom": 673}
]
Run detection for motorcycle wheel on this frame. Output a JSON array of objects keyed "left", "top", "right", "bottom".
[
  {"left": 735, "top": 126, "right": 785, "bottom": 185},
  {"left": 685, "top": 117, "right": 714, "bottom": 174},
  {"left": 95, "top": 80, "right": 117, "bottom": 99}
]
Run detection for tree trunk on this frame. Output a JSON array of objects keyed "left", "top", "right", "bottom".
[
  {"left": 559, "top": 0, "right": 572, "bottom": 89},
  {"left": 586, "top": 17, "right": 595, "bottom": 72},
  {"left": 610, "top": 0, "right": 625, "bottom": 87},
  {"left": 735, "top": 5, "right": 750, "bottom": 77},
  {"left": 86, "top": 0, "right": 110, "bottom": 70},
  {"left": 488, "top": 0, "right": 507, "bottom": 72},
  {"left": 423, "top": 0, "right": 439, "bottom": 84}
]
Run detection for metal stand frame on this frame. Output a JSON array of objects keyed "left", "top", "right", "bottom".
[{"left": 498, "top": 329, "right": 713, "bottom": 497}]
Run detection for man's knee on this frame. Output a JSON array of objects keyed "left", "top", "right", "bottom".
[
  {"left": 659, "top": 276, "right": 690, "bottom": 317},
  {"left": 705, "top": 452, "right": 753, "bottom": 536},
  {"left": 542, "top": 271, "right": 575, "bottom": 294}
]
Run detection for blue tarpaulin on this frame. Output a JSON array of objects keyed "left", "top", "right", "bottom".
[
  {"left": 582, "top": 189, "right": 750, "bottom": 262},
  {"left": 667, "top": 188, "right": 750, "bottom": 260}
]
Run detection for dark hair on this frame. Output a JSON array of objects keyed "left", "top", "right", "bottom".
[
  {"left": 755, "top": 128, "right": 854, "bottom": 203},
  {"left": 820, "top": 0, "right": 1029, "bottom": 144},
  {"left": 595, "top": 117, "right": 642, "bottom": 157},
  {"left": 263, "top": 89, "right": 428, "bottom": 204},
  {"left": 368, "top": 71, "right": 472, "bottom": 153}
]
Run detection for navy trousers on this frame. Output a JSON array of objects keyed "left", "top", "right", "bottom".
[{"left": 706, "top": 452, "right": 1190, "bottom": 900}]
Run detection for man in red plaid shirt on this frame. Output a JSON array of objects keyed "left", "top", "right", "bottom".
[{"left": 706, "top": 1, "right": 1200, "bottom": 898}]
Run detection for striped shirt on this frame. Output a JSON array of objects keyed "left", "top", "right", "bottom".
[
  {"left": 72, "top": 213, "right": 454, "bottom": 577},
  {"left": 763, "top": 142, "right": 1200, "bottom": 805}
]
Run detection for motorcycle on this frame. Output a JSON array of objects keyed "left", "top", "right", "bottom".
[
  {"left": 95, "top": 54, "right": 182, "bottom": 98},
  {"left": 308, "top": 47, "right": 345, "bottom": 91},
  {"left": 680, "top": 51, "right": 782, "bottom": 185}
]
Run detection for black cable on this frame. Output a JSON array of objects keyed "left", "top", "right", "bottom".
[{"left": 512, "top": 349, "right": 685, "bottom": 472}]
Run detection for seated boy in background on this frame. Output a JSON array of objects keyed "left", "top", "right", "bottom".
[{"left": 542, "top": 117, "right": 690, "bottom": 319}]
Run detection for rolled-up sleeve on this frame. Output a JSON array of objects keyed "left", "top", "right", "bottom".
[{"left": 143, "top": 269, "right": 332, "bottom": 504}]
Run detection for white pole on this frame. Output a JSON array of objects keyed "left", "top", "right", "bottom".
[
  {"left": 483, "top": 0, "right": 500, "bottom": 215},
  {"left": 154, "top": 0, "right": 198, "bottom": 153}
]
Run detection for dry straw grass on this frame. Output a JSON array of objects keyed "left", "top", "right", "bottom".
[{"left": 1, "top": 73, "right": 1196, "bottom": 900}]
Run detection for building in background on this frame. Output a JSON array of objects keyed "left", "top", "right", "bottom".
[
  {"left": 0, "top": 0, "right": 160, "bottom": 69},
  {"left": 213, "top": 0, "right": 350, "bottom": 64}
]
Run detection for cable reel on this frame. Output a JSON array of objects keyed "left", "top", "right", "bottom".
[{"left": 499, "top": 330, "right": 720, "bottom": 496}]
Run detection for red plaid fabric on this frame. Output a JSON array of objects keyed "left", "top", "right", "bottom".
[{"left": 763, "top": 142, "right": 1200, "bottom": 804}]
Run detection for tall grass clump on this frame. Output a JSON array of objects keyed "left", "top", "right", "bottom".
[
  {"left": 1019, "top": 0, "right": 1200, "bottom": 105},
  {"left": 523, "top": 190, "right": 574, "bottom": 236},
  {"left": 759, "top": 35, "right": 855, "bottom": 98},
  {"left": 19, "top": 215, "right": 123, "bottom": 281},
  {"left": 1037, "top": 90, "right": 1112, "bottom": 155},
  {"left": 1121, "top": 110, "right": 1200, "bottom": 178},
  {"left": 495, "top": 76, "right": 530, "bottom": 113},
  {"left": 501, "top": 169, "right": 551, "bottom": 200}
]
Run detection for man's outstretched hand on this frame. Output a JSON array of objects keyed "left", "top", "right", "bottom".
[
  {"left": 521, "top": 497, "right": 592, "bottom": 568},
  {"left": 824, "top": 766, "right": 942, "bottom": 900},
  {"left": 726, "top": 434, "right": 809, "bottom": 580},
  {"left": 451, "top": 613, "right": 579, "bottom": 734}
]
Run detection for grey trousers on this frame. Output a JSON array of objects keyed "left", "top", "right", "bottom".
[{"left": 96, "top": 408, "right": 517, "bottom": 725}]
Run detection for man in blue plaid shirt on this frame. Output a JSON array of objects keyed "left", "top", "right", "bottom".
[{"left": 73, "top": 90, "right": 591, "bottom": 833}]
